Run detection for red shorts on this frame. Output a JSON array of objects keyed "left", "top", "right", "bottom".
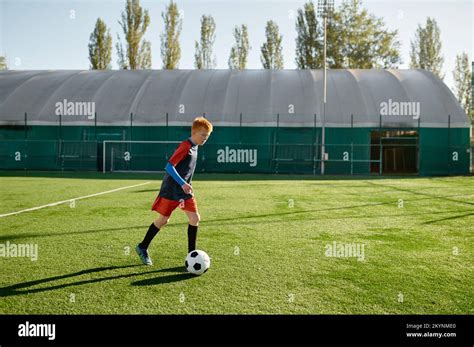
[{"left": 151, "top": 196, "right": 198, "bottom": 217}]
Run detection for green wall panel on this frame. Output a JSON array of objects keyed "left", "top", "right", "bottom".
[{"left": 0, "top": 125, "right": 470, "bottom": 176}]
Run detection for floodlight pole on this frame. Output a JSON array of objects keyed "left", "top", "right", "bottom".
[
  {"left": 318, "top": 0, "right": 333, "bottom": 175},
  {"left": 322, "top": 14, "right": 327, "bottom": 175}
]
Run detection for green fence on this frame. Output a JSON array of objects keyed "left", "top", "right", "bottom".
[
  {"left": 0, "top": 140, "right": 99, "bottom": 171},
  {"left": 0, "top": 136, "right": 469, "bottom": 175},
  {"left": 0, "top": 112, "right": 471, "bottom": 175}
]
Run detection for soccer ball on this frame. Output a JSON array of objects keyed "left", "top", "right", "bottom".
[{"left": 185, "top": 250, "right": 211, "bottom": 275}]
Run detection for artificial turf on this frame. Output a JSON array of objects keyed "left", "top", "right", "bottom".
[{"left": 0, "top": 172, "right": 472, "bottom": 314}]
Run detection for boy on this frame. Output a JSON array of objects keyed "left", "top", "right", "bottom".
[{"left": 136, "top": 117, "right": 213, "bottom": 265}]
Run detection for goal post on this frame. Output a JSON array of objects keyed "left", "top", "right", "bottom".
[
  {"left": 102, "top": 139, "right": 414, "bottom": 175},
  {"left": 102, "top": 140, "right": 181, "bottom": 173}
]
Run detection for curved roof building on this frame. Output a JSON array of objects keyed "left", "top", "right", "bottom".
[{"left": 0, "top": 69, "right": 469, "bottom": 128}]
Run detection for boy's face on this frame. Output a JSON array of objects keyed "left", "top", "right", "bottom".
[{"left": 192, "top": 129, "right": 211, "bottom": 145}]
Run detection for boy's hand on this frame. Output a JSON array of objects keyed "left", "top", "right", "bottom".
[{"left": 181, "top": 183, "right": 193, "bottom": 195}]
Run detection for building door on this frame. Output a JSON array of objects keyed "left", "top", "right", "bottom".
[{"left": 370, "top": 130, "right": 419, "bottom": 174}]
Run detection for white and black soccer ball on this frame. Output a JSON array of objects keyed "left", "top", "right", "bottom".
[{"left": 185, "top": 250, "right": 211, "bottom": 275}]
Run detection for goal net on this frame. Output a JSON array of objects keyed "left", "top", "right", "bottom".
[{"left": 102, "top": 140, "right": 181, "bottom": 173}]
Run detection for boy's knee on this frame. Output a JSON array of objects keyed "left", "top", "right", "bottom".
[
  {"left": 189, "top": 212, "right": 200, "bottom": 226},
  {"left": 154, "top": 216, "right": 170, "bottom": 228}
]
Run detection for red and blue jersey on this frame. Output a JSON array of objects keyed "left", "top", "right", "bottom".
[{"left": 158, "top": 138, "right": 198, "bottom": 201}]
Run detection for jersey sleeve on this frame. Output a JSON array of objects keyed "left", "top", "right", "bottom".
[
  {"left": 168, "top": 141, "right": 191, "bottom": 166},
  {"left": 165, "top": 162, "right": 186, "bottom": 186}
]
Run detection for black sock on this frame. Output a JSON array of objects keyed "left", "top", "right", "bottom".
[
  {"left": 139, "top": 223, "right": 160, "bottom": 250},
  {"left": 188, "top": 224, "right": 198, "bottom": 253}
]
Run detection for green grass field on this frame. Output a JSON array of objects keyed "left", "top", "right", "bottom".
[{"left": 0, "top": 172, "right": 472, "bottom": 314}]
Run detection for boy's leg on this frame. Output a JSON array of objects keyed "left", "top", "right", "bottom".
[
  {"left": 136, "top": 214, "right": 171, "bottom": 265},
  {"left": 184, "top": 210, "right": 200, "bottom": 253},
  {"left": 142, "top": 196, "right": 179, "bottom": 250},
  {"left": 139, "top": 214, "right": 170, "bottom": 250}
]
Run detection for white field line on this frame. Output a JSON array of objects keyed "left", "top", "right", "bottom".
[{"left": 0, "top": 181, "right": 151, "bottom": 218}]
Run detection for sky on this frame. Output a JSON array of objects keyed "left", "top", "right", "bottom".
[{"left": 0, "top": 0, "right": 472, "bottom": 91}]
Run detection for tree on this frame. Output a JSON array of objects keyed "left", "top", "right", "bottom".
[
  {"left": 295, "top": 0, "right": 401, "bottom": 69},
  {"left": 116, "top": 0, "right": 151, "bottom": 70},
  {"left": 410, "top": 17, "right": 444, "bottom": 79},
  {"left": 161, "top": 0, "right": 182, "bottom": 69},
  {"left": 195, "top": 15, "right": 216, "bottom": 69},
  {"left": 336, "top": 0, "right": 401, "bottom": 68},
  {"left": 472, "top": 62, "right": 474, "bottom": 122},
  {"left": 324, "top": 10, "right": 344, "bottom": 68},
  {"left": 228, "top": 25, "right": 251, "bottom": 69},
  {"left": 261, "top": 20, "right": 284, "bottom": 69},
  {"left": 0, "top": 56, "right": 7, "bottom": 70},
  {"left": 88, "top": 18, "right": 113, "bottom": 70},
  {"left": 295, "top": 1, "right": 322, "bottom": 69},
  {"left": 453, "top": 52, "right": 471, "bottom": 116}
]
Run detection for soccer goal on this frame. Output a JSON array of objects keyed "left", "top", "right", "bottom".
[{"left": 102, "top": 140, "right": 181, "bottom": 173}]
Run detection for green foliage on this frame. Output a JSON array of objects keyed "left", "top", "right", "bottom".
[
  {"left": 410, "top": 17, "right": 444, "bottom": 79},
  {"left": 116, "top": 0, "right": 151, "bottom": 70},
  {"left": 0, "top": 56, "right": 7, "bottom": 70},
  {"left": 261, "top": 20, "right": 284, "bottom": 69},
  {"left": 88, "top": 18, "right": 113, "bottom": 70},
  {"left": 295, "top": 1, "right": 322, "bottom": 69},
  {"left": 295, "top": 0, "right": 401, "bottom": 69},
  {"left": 228, "top": 25, "right": 251, "bottom": 69},
  {"left": 161, "top": 0, "right": 182, "bottom": 69},
  {"left": 195, "top": 15, "right": 217, "bottom": 69},
  {"left": 453, "top": 52, "right": 472, "bottom": 116},
  {"left": 335, "top": 0, "right": 401, "bottom": 68}
]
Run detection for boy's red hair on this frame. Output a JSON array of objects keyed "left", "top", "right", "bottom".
[{"left": 192, "top": 117, "right": 213, "bottom": 132}]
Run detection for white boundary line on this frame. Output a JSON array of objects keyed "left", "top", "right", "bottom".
[{"left": 0, "top": 181, "right": 151, "bottom": 218}]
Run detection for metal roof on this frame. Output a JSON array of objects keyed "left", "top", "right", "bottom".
[{"left": 0, "top": 69, "right": 469, "bottom": 128}]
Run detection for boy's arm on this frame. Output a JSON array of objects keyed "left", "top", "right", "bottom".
[
  {"left": 165, "top": 141, "right": 192, "bottom": 188},
  {"left": 165, "top": 162, "right": 186, "bottom": 186}
]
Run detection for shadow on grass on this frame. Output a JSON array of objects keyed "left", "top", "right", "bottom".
[
  {"left": 422, "top": 211, "right": 474, "bottom": 225},
  {"left": 0, "top": 202, "right": 392, "bottom": 242},
  {"left": 363, "top": 181, "right": 474, "bottom": 207},
  {"left": 131, "top": 273, "right": 195, "bottom": 286},
  {"left": 2, "top": 190, "right": 473, "bottom": 242},
  {"left": 0, "top": 265, "right": 190, "bottom": 297},
  {"left": 132, "top": 189, "right": 159, "bottom": 193},
  {"left": 0, "top": 224, "right": 148, "bottom": 242}
]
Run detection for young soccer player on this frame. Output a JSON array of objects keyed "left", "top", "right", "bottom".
[{"left": 135, "top": 117, "right": 213, "bottom": 265}]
